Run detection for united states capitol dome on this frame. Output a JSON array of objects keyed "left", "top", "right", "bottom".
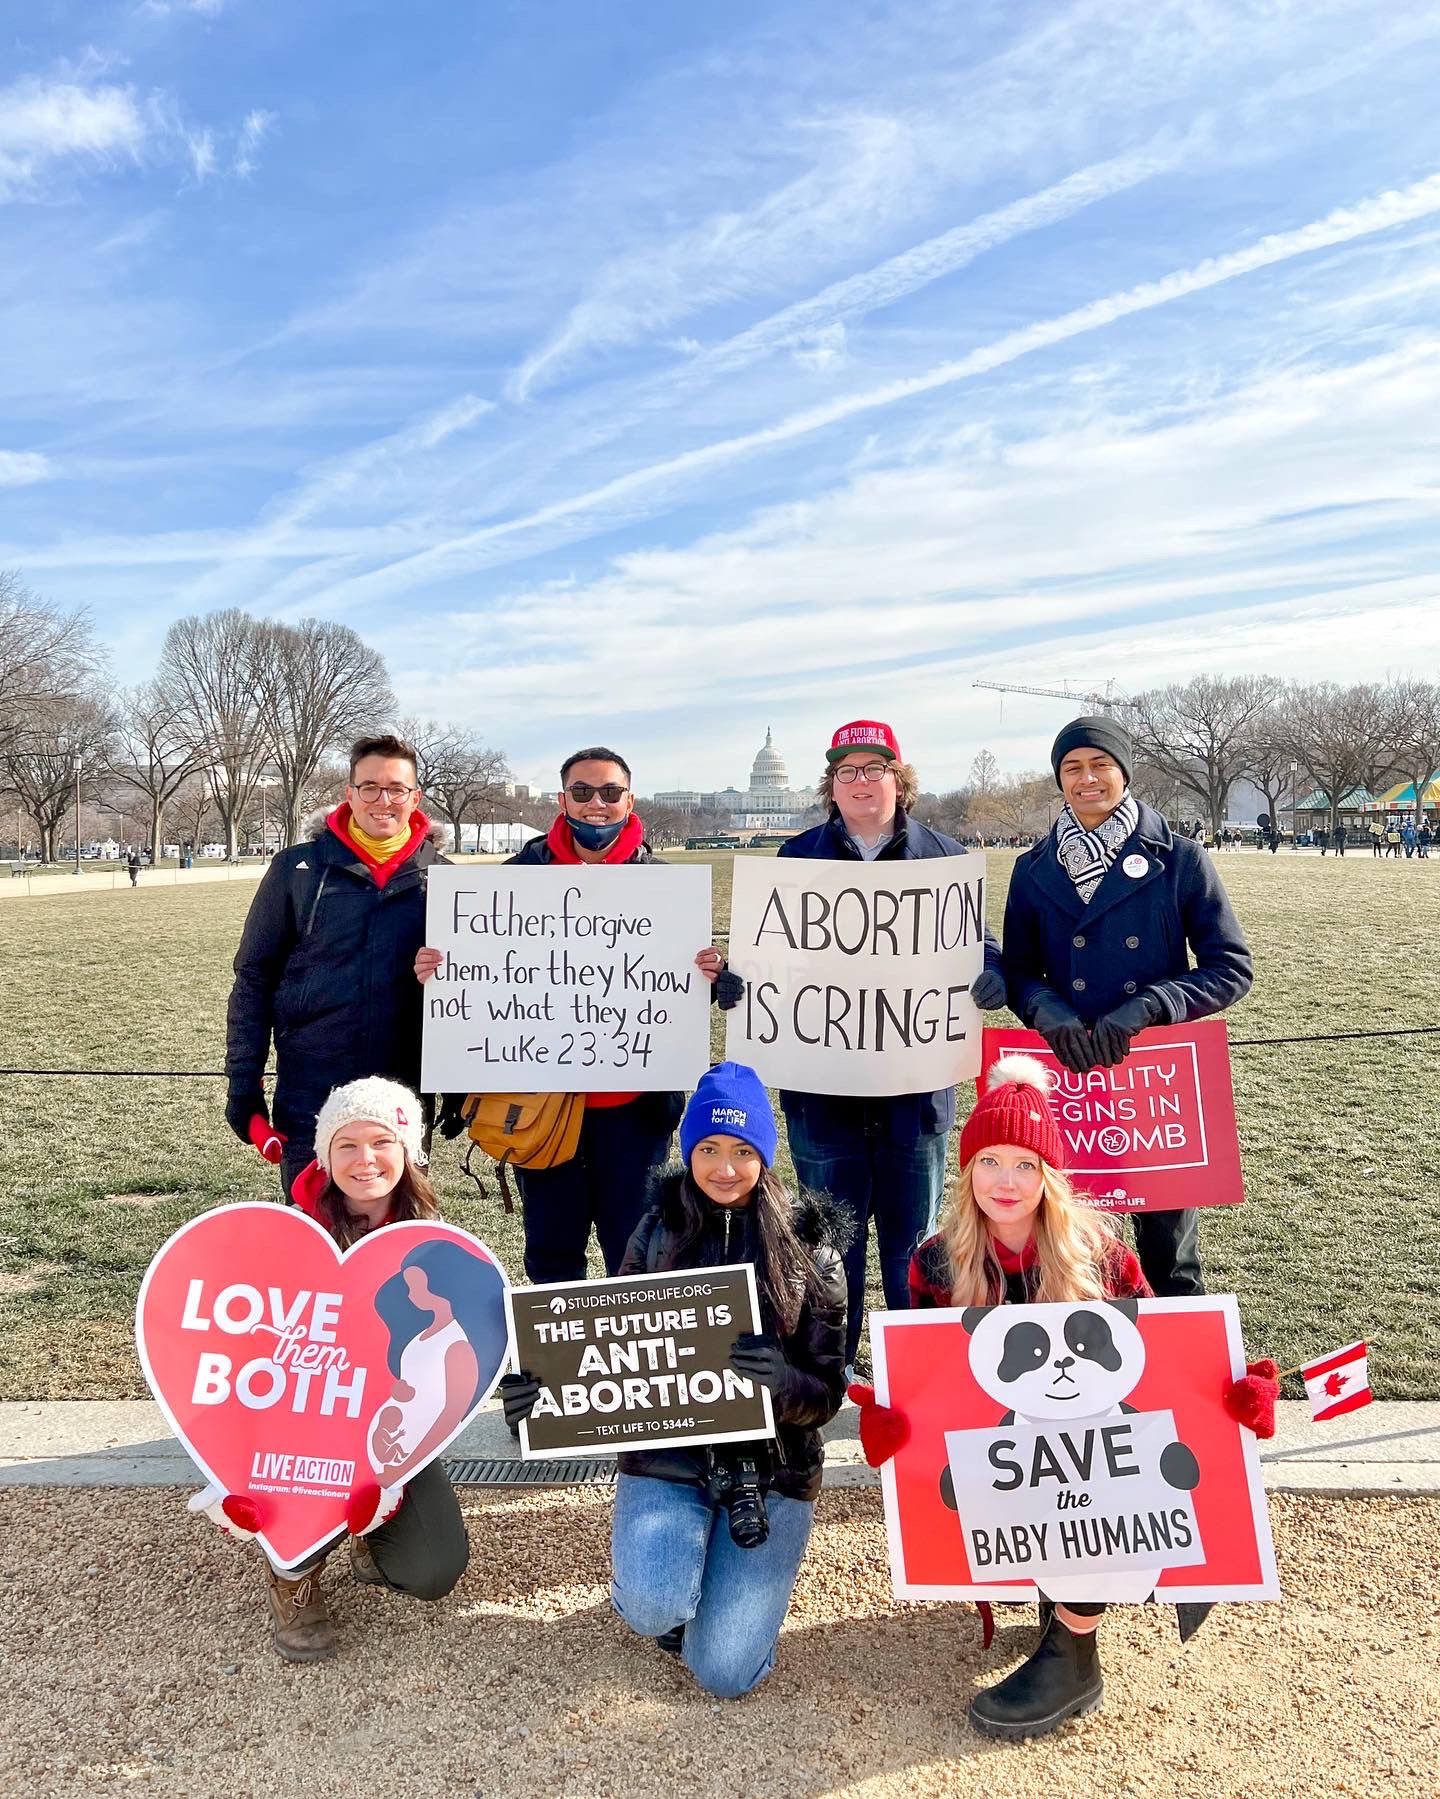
[{"left": 749, "top": 728, "right": 789, "bottom": 791}]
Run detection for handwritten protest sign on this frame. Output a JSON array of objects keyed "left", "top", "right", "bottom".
[
  {"left": 136, "top": 1205, "right": 510, "bottom": 1568},
  {"left": 506, "top": 1265, "right": 774, "bottom": 1458},
  {"left": 873, "top": 1296, "right": 1278, "bottom": 1604},
  {"left": 421, "top": 865, "right": 712, "bottom": 1093},
  {"left": 725, "top": 854, "right": 987, "bottom": 1095},
  {"left": 979, "top": 1021, "right": 1244, "bottom": 1211}
]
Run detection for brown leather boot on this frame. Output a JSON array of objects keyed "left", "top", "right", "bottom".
[
  {"left": 348, "top": 1534, "right": 385, "bottom": 1587},
  {"left": 265, "top": 1560, "right": 337, "bottom": 1662}
]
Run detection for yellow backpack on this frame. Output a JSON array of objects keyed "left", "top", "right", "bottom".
[{"left": 460, "top": 1092, "right": 586, "bottom": 1211}]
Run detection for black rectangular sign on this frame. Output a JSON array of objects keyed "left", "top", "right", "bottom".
[{"left": 505, "top": 1264, "right": 776, "bottom": 1458}]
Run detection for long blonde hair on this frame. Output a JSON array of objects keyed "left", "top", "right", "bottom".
[{"left": 940, "top": 1157, "right": 1122, "bottom": 1307}]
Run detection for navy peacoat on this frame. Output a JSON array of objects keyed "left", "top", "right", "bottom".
[{"left": 1002, "top": 801, "right": 1253, "bottom": 1029}]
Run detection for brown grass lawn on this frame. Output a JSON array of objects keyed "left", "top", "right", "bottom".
[{"left": 1, "top": 848, "right": 1437, "bottom": 1398}]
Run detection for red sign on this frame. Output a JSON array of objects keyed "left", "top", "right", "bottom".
[
  {"left": 978, "top": 1020, "right": 1244, "bottom": 1211},
  {"left": 873, "top": 1297, "right": 1279, "bottom": 1603},
  {"left": 136, "top": 1205, "right": 510, "bottom": 1568}
]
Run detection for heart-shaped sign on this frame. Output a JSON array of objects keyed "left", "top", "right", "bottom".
[{"left": 136, "top": 1204, "right": 510, "bottom": 1568}]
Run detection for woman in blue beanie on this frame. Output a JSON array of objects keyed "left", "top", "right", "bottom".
[{"left": 509, "top": 1063, "right": 847, "bottom": 1698}]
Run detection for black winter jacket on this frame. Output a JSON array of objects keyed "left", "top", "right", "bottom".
[
  {"left": 775, "top": 808, "right": 1003, "bottom": 1139},
  {"left": 1002, "top": 800, "right": 1253, "bottom": 1028},
  {"left": 225, "top": 813, "right": 450, "bottom": 1142},
  {"left": 616, "top": 1174, "right": 848, "bottom": 1502}
]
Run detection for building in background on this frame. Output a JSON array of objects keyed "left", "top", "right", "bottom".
[{"left": 655, "top": 728, "right": 817, "bottom": 834}]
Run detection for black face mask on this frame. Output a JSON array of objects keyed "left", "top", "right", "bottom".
[{"left": 567, "top": 814, "right": 626, "bottom": 851}]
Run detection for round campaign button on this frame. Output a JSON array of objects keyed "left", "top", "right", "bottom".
[{"left": 1122, "top": 854, "right": 1149, "bottom": 878}]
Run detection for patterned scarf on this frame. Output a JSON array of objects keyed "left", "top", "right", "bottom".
[{"left": 1054, "top": 791, "right": 1139, "bottom": 903}]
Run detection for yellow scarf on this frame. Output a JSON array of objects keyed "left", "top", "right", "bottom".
[{"left": 347, "top": 816, "right": 412, "bottom": 860}]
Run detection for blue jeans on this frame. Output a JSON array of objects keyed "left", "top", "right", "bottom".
[
  {"left": 610, "top": 1473, "right": 814, "bottom": 1698},
  {"left": 784, "top": 1101, "right": 948, "bottom": 1364}
]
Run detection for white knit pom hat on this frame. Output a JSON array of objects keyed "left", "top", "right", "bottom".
[{"left": 312, "top": 1077, "right": 427, "bottom": 1172}]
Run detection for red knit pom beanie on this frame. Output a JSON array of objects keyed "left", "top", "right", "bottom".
[{"left": 958, "top": 1054, "right": 1065, "bottom": 1171}]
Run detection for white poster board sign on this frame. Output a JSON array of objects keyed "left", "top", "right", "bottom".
[
  {"left": 944, "top": 1408, "right": 1205, "bottom": 1591},
  {"left": 421, "top": 864, "right": 712, "bottom": 1093},
  {"left": 724, "top": 853, "right": 986, "bottom": 1095}
]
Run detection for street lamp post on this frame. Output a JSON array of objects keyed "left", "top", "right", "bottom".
[{"left": 74, "top": 757, "right": 82, "bottom": 874}]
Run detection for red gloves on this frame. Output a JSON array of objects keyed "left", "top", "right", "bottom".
[
  {"left": 290, "top": 1158, "right": 328, "bottom": 1219},
  {"left": 346, "top": 1481, "right": 404, "bottom": 1537},
  {"left": 248, "top": 1114, "right": 286, "bottom": 1165},
  {"left": 1223, "top": 1358, "right": 1281, "bottom": 1438},
  {"left": 848, "top": 1382, "right": 911, "bottom": 1466},
  {"left": 189, "top": 1484, "right": 264, "bottom": 1539}
]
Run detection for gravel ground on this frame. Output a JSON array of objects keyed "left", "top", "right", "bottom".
[{"left": 3, "top": 1488, "right": 1436, "bottom": 1798}]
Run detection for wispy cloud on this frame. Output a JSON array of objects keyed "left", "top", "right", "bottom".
[
  {"left": 232, "top": 108, "right": 273, "bottom": 178},
  {"left": 0, "top": 451, "right": 53, "bottom": 487},
  {"left": 0, "top": 76, "right": 152, "bottom": 200}
]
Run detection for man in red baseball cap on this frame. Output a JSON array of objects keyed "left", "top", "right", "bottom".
[{"left": 771, "top": 718, "right": 1008, "bottom": 1375}]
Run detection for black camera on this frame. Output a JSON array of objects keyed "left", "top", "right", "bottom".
[{"left": 706, "top": 1449, "right": 770, "bottom": 1550}]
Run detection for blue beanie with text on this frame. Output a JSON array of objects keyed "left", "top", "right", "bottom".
[{"left": 680, "top": 1062, "right": 778, "bottom": 1168}]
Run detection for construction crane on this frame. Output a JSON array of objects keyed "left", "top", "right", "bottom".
[{"left": 972, "top": 679, "right": 1138, "bottom": 716}]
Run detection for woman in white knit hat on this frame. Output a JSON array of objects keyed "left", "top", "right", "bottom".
[{"left": 241, "top": 1077, "right": 474, "bottom": 1662}]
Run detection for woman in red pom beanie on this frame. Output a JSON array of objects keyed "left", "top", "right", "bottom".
[{"left": 856, "top": 1054, "right": 1149, "bottom": 1741}]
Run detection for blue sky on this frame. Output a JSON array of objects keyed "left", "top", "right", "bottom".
[{"left": 5, "top": 1, "right": 1440, "bottom": 794}]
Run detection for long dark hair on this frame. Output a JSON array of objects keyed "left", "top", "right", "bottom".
[
  {"left": 372, "top": 1239, "right": 508, "bottom": 1410},
  {"left": 671, "top": 1168, "right": 828, "bottom": 1336},
  {"left": 317, "top": 1160, "right": 439, "bottom": 1249}
]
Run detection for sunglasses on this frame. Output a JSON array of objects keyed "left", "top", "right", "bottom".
[{"left": 567, "top": 782, "right": 629, "bottom": 804}]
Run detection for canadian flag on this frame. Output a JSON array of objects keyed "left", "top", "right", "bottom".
[{"left": 1300, "top": 1341, "right": 1373, "bottom": 1422}]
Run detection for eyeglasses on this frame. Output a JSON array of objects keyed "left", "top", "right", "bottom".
[
  {"left": 834, "top": 762, "right": 892, "bottom": 784},
  {"left": 567, "top": 782, "right": 629, "bottom": 803},
  {"left": 353, "top": 783, "right": 416, "bottom": 802}
]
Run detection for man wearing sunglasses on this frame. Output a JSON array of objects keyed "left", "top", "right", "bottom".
[
  {"left": 775, "top": 720, "right": 1008, "bottom": 1376},
  {"left": 419, "top": 745, "right": 726, "bottom": 1282},
  {"left": 226, "top": 732, "right": 450, "bottom": 1199}
]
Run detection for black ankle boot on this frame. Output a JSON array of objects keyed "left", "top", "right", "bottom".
[
  {"left": 968, "top": 1611, "right": 1103, "bottom": 1739},
  {"left": 656, "top": 1624, "right": 685, "bottom": 1657}
]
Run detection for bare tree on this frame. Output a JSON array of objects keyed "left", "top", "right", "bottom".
[
  {"left": 405, "top": 720, "right": 510, "bottom": 843},
  {"left": 169, "top": 775, "right": 215, "bottom": 853},
  {"left": 1130, "top": 675, "right": 1281, "bottom": 836},
  {"left": 1280, "top": 682, "right": 1389, "bottom": 837},
  {"left": 1381, "top": 679, "right": 1440, "bottom": 827},
  {"left": 105, "top": 682, "right": 213, "bottom": 861},
  {"left": 0, "top": 571, "right": 104, "bottom": 754},
  {"left": 1, "top": 694, "right": 114, "bottom": 862},
  {"left": 157, "top": 610, "right": 270, "bottom": 859},
  {"left": 1238, "top": 695, "right": 1301, "bottom": 838},
  {"left": 252, "top": 620, "right": 394, "bottom": 845},
  {"left": 973, "top": 772, "right": 1054, "bottom": 838},
  {"left": 912, "top": 786, "right": 975, "bottom": 839},
  {"left": 968, "top": 749, "right": 1001, "bottom": 795}
]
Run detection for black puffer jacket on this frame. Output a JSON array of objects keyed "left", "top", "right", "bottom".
[
  {"left": 616, "top": 1173, "right": 849, "bottom": 1502},
  {"left": 225, "top": 812, "right": 451, "bottom": 1143}
]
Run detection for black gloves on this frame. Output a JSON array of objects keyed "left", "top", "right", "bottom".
[
  {"left": 970, "top": 967, "right": 1007, "bottom": 1011},
  {"left": 1090, "top": 992, "right": 1162, "bottom": 1067},
  {"left": 728, "top": 1332, "right": 789, "bottom": 1395},
  {"left": 1029, "top": 995, "right": 1098, "bottom": 1073},
  {"left": 715, "top": 968, "right": 745, "bottom": 1011},
  {"left": 225, "top": 1084, "right": 266, "bottom": 1145},
  {"left": 500, "top": 1371, "right": 542, "bottom": 1436},
  {"left": 437, "top": 1092, "right": 471, "bottom": 1140}
]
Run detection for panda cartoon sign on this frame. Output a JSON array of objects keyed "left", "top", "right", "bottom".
[{"left": 873, "top": 1295, "right": 1279, "bottom": 1604}]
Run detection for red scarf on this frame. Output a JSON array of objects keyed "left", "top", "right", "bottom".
[
  {"left": 328, "top": 802, "right": 431, "bottom": 889},
  {"left": 544, "top": 811, "right": 646, "bottom": 865},
  {"left": 543, "top": 810, "right": 647, "bottom": 1106},
  {"left": 991, "top": 1236, "right": 1039, "bottom": 1274}
]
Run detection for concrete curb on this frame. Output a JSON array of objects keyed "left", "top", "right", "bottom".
[{"left": 2, "top": 1399, "right": 1436, "bottom": 1496}]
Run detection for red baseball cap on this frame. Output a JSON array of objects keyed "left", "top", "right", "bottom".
[{"left": 827, "top": 719, "right": 901, "bottom": 764}]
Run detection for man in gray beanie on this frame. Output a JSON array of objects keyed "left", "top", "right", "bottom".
[{"left": 1000, "top": 715, "right": 1253, "bottom": 1295}]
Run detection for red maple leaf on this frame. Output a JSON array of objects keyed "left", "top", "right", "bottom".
[{"left": 1324, "top": 1370, "right": 1350, "bottom": 1397}]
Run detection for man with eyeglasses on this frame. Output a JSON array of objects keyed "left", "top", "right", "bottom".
[
  {"left": 775, "top": 720, "right": 1008, "bottom": 1375},
  {"left": 419, "top": 745, "right": 726, "bottom": 1282},
  {"left": 226, "top": 732, "right": 450, "bottom": 1199}
]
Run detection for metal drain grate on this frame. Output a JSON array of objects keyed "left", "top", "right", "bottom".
[{"left": 446, "top": 1456, "right": 616, "bottom": 1487}]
